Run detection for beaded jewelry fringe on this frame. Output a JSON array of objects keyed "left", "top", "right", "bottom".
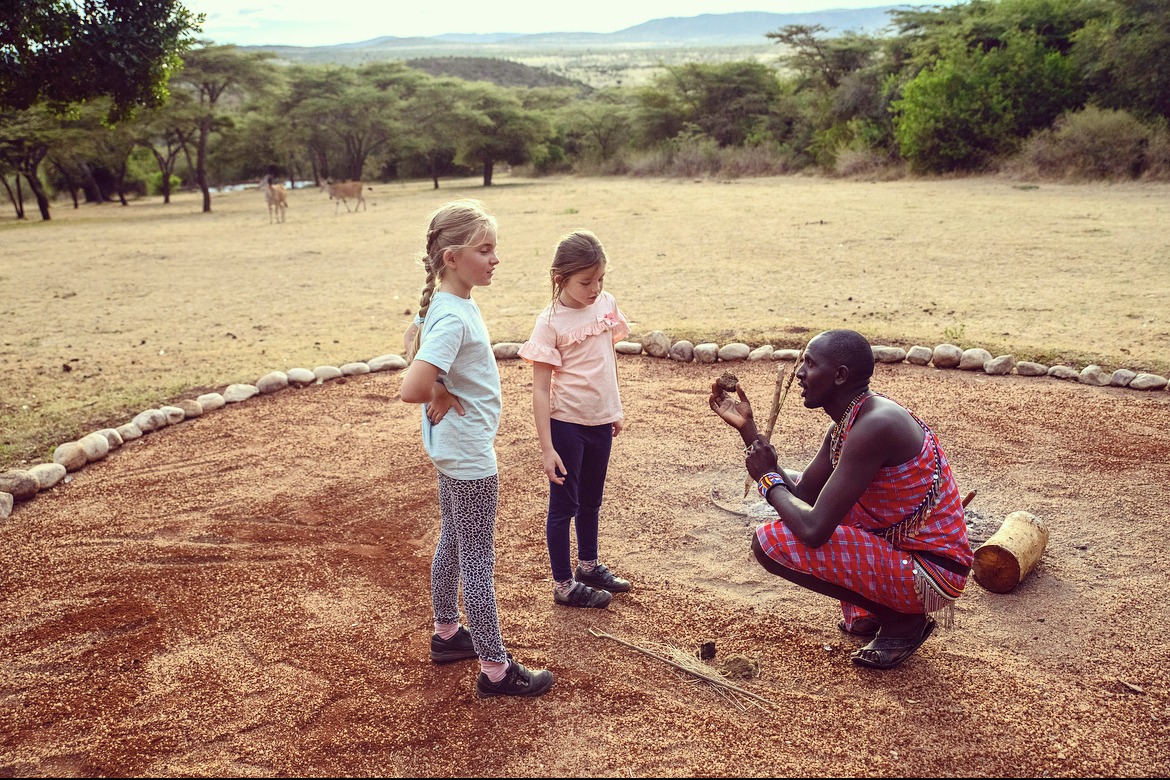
[{"left": 913, "top": 562, "right": 959, "bottom": 630}]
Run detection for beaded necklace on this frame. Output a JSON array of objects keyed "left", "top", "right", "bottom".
[
  {"left": 830, "top": 389, "right": 945, "bottom": 544},
  {"left": 829, "top": 389, "right": 872, "bottom": 468}
]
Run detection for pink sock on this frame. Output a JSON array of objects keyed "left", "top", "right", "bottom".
[
  {"left": 434, "top": 621, "right": 459, "bottom": 640},
  {"left": 579, "top": 559, "right": 598, "bottom": 572},
  {"left": 480, "top": 658, "right": 509, "bottom": 682}
]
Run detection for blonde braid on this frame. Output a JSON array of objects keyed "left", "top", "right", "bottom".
[{"left": 407, "top": 199, "right": 497, "bottom": 360}]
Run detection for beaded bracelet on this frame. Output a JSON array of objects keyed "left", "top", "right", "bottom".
[{"left": 757, "top": 472, "right": 787, "bottom": 499}]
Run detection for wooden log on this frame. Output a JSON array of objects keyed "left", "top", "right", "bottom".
[{"left": 972, "top": 511, "right": 1049, "bottom": 593}]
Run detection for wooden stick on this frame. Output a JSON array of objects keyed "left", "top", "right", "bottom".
[
  {"left": 962, "top": 490, "right": 976, "bottom": 508},
  {"left": 763, "top": 365, "right": 787, "bottom": 441},
  {"left": 588, "top": 627, "right": 779, "bottom": 708}
]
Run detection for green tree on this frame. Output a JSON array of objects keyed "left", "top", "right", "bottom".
[
  {"left": 892, "top": 31, "right": 1080, "bottom": 172},
  {"left": 456, "top": 86, "right": 549, "bottom": 186},
  {"left": 1073, "top": 0, "right": 1170, "bottom": 121},
  {"left": 405, "top": 77, "right": 489, "bottom": 188},
  {"left": 0, "top": 105, "right": 59, "bottom": 219},
  {"left": 171, "top": 44, "right": 275, "bottom": 212},
  {"left": 0, "top": 0, "right": 201, "bottom": 122}
]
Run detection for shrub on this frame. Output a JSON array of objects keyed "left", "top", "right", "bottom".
[{"left": 1019, "top": 106, "right": 1151, "bottom": 180}]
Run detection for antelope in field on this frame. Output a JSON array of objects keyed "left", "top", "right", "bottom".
[
  {"left": 259, "top": 174, "right": 287, "bottom": 223},
  {"left": 323, "top": 180, "right": 369, "bottom": 214}
]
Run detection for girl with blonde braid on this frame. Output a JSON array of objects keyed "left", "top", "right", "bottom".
[{"left": 400, "top": 200, "right": 554, "bottom": 699}]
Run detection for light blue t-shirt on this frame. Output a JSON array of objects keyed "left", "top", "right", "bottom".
[{"left": 414, "top": 291, "right": 501, "bottom": 479}]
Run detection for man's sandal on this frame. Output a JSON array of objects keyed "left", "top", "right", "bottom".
[
  {"left": 838, "top": 617, "right": 880, "bottom": 638},
  {"left": 850, "top": 616, "right": 936, "bottom": 670}
]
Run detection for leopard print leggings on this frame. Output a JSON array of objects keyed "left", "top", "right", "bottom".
[{"left": 432, "top": 472, "right": 507, "bottom": 663}]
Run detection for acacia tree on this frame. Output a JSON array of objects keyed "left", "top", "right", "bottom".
[
  {"left": 0, "top": 106, "right": 57, "bottom": 219},
  {"left": 171, "top": 44, "right": 275, "bottom": 212},
  {"left": 406, "top": 77, "right": 489, "bottom": 188},
  {"left": 457, "top": 86, "right": 549, "bottom": 186},
  {"left": 1, "top": 0, "right": 201, "bottom": 122},
  {"left": 132, "top": 90, "right": 199, "bottom": 203}
]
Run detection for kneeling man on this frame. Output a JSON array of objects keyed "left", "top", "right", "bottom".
[{"left": 710, "top": 329, "right": 972, "bottom": 669}]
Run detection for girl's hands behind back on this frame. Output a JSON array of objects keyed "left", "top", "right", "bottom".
[{"left": 427, "top": 382, "right": 465, "bottom": 424}]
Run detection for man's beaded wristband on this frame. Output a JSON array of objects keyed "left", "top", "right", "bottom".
[{"left": 757, "top": 472, "right": 787, "bottom": 499}]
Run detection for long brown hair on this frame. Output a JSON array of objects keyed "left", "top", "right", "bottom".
[{"left": 549, "top": 229, "right": 607, "bottom": 315}]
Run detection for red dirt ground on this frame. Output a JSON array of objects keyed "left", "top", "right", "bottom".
[{"left": 2, "top": 358, "right": 1169, "bottom": 776}]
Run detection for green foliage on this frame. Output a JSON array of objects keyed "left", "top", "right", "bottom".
[
  {"left": 405, "top": 57, "right": 587, "bottom": 91},
  {"left": 0, "top": 0, "right": 202, "bottom": 122},
  {"left": 637, "top": 61, "right": 785, "bottom": 148},
  {"left": 1072, "top": 0, "right": 1170, "bottom": 121},
  {"left": 893, "top": 31, "right": 1080, "bottom": 172}
]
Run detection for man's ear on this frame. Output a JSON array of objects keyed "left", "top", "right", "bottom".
[{"left": 834, "top": 365, "right": 851, "bottom": 386}]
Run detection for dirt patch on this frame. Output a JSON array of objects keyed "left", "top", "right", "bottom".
[{"left": 2, "top": 357, "right": 1168, "bottom": 775}]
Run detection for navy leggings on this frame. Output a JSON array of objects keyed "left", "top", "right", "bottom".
[{"left": 547, "top": 418, "right": 614, "bottom": 583}]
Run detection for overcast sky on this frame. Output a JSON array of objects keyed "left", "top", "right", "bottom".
[{"left": 185, "top": 1, "right": 916, "bottom": 47}]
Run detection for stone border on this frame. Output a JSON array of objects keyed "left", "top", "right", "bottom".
[{"left": 2, "top": 334, "right": 1167, "bottom": 520}]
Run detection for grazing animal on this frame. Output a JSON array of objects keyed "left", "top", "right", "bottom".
[
  {"left": 259, "top": 175, "right": 287, "bottom": 224},
  {"left": 323, "top": 180, "right": 368, "bottom": 214}
]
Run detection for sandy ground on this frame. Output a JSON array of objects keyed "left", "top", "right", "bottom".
[
  {"left": 3, "top": 175, "right": 1170, "bottom": 775},
  {"left": 2, "top": 354, "right": 1169, "bottom": 776}
]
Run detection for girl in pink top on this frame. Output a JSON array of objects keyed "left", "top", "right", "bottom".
[{"left": 519, "top": 230, "right": 632, "bottom": 609}]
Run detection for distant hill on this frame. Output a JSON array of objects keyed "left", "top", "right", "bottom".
[
  {"left": 405, "top": 57, "right": 589, "bottom": 90},
  {"left": 243, "top": 6, "right": 910, "bottom": 87},
  {"left": 245, "top": 6, "right": 907, "bottom": 61}
]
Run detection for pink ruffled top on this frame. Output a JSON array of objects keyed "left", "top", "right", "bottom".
[{"left": 518, "top": 291, "right": 629, "bottom": 425}]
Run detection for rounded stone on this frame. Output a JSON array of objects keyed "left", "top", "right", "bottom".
[
  {"left": 287, "top": 367, "right": 317, "bottom": 385},
  {"left": 28, "top": 462, "right": 67, "bottom": 490},
  {"left": 773, "top": 349, "right": 802, "bottom": 362},
  {"left": 0, "top": 492, "right": 12, "bottom": 519},
  {"left": 984, "top": 355, "right": 1016, "bottom": 375},
  {"left": 196, "top": 393, "right": 226, "bottom": 411},
  {"left": 1048, "top": 365, "right": 1079, "bottom": 381},
  {"left": 177, "top": 399, "right": 204, "bottom": 418},
  {"left": 959, "top": 348, "right": 993, "bottom": 371},
  {"left": 615, "top": 341, "right": 643, "bottom": 355},
  {"left": 491, "top": 343, "right": 521, "bottom": 360},
  {"left": 78, "top": 432, "right": 111, "bottom": 462},
  {"left": 53, "top": 442, "right": 88, "bottom": 472},
  {"left": 224, "top": 384, "right": 259, "bottom": 403},
  {"left": 160, "top": 405, "right": 186, "bottom": 424},
  {"left": 340, "top": 362, "right": 370, "bottom": 376},
  {"left": 1079, "top": 365, "right": 1110, "bottom": 386},
  {"left": 717, "top": 343, "right": 750, "bottom": 362},
  {"left": 932, "top": 344, "right": 962, "bottom": 369},
  {"left": 669, "top": 340, "right": 695, "bottom": 363},
  {"left": 748, "top": 345, "right": 774, "bottom": 361},
  {"left": 116, "top": 422, "right": 143, "bottom": 441},
  {"left": 133, "top": 409, "right": 167, "bottom": 432},
  {"left": 694, "top": 343, "right": 719, "bottom": 364},
  {"left": 1016, "top": 361, "right": 1049, "bottom": 377},
  {"left": 96, "top": 428, "right": 124, "bottom": 449},
  {"left": 0, "top": 470, "right": 38, "bottom": 501},
  {"left": 906, "top": 346, "right": 933, "bottom": 366},
  {"left": 368, "top": 354, "right": 407, "bottom": 372},
  {"left": 642, "top": 331, "right": 671, "bottom": 358},
  {"left": 313, "top": 366, "right": 343, "bottom": 382},
  {"left": 1110, "top": 369, "right": 1137, "bottom": 387},
  {"left": 257, "top": 371, "right": 289, "bottom": 394},
  {"left": 873, "top": 346, "right": 907, "bottom": 364},
  {"left": 1129, "top": 373, "right": 1168, "bottom": 391}
]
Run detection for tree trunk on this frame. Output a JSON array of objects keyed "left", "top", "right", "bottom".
[
  {"left": 24, "top": 171, "right": 51, "bottom": 220},
  {"left": 430, "top": 156, "right": 440, "bottom": 189},
  {"left": 51, "top": 159, "right": 81, "bottom": 208},
  {"left": 197, "top": 116, "right": 212, "bottom": 212},
  {"left": 2, "top": 176, "right": 24, "bottom": 219},
  {"left": 483, "top": 159, "right": 494, "bottom": 187},
  {"left": 79, "top": 161, "right": 103, "bottom": 203}
]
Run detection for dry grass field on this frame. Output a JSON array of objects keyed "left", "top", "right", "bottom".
[
  {"left": 3, "top": 175, "right": 1170, "bottom": 777},
  {"left": 2, "top": 173, "right": 1168, "bottom": 467}
]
